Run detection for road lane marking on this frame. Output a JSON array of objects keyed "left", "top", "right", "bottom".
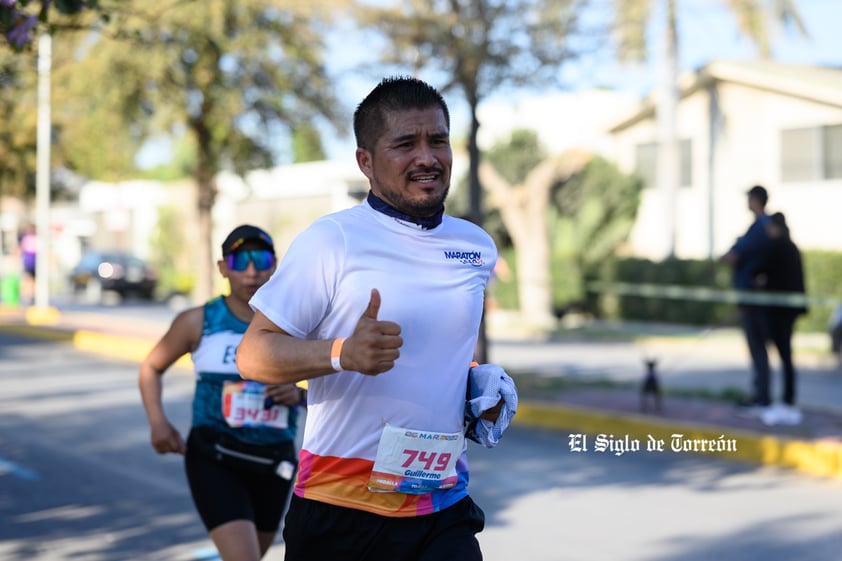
[{"left": 0, "top": 457, "right": 39, "bottom": 480}]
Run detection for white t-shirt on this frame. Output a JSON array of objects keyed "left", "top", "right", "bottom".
[{"left": 249, "top": 200, "right": 497, "bottom": 516}]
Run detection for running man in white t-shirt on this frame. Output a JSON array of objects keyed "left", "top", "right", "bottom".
[{"left": 238, "top": 76, "right": 503, "bottom": 561}]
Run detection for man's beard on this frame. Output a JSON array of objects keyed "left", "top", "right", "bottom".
[
  {"left": 376, "top": 183, "right": 449, "bottom": 218},
  {"left": 403, "top": 186, "right": 449, "bottom": 217}
]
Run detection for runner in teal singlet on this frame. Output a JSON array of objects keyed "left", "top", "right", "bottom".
[{"left": 139, "top": 224, "right": 303, "bottom": 561}]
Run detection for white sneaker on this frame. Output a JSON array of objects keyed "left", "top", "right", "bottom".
[
  {"left": 736, "top": 403, "right": 769, "bottom": 419},
  {"left": 761, "top": 404, "right": 802, "bottom": 426},
  {"left": 781, "top": 405, "right": 803, "bottom": 425}
]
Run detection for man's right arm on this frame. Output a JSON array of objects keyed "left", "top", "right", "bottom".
[
  {"left": 236, "top": 311, "right": 337, "bottom": 385},
  {"left": 237, "top": 289, "right": 404, "bottom": 384}
]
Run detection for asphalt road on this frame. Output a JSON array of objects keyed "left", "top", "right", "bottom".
[
  {"left": 3, "top": 332, "right": 842, "bottom": 561},
  {"left": 42, "top": 299, "right": 842, "bottom": 412}
]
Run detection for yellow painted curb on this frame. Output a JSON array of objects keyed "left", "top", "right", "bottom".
[
  {"left": 515, "top": 401, "right": 842, "bottom": 480},
  {"left": 25, "top": 306, "right": 62, "bottom": 326},
  {"left": 0, "top": 320, "right": 192, "bottom": 371},
  {"left": 0, "top": 322, "right": 74, "bottom": 341},
  {"left": 72, "top": 330, "right": 193, "bottom": 370}
]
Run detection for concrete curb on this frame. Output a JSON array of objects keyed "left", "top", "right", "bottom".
[
  {"left": 4, "top": 310, "right": 842, "bottom": 480},
  {"left": 0, "top": 312, "right": 192, "bottom": 370}
]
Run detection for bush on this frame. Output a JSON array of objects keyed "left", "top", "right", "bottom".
[
  {"left": 800, "top": 251, "right": 842, "bottom": 332},
  {"left": 585, "top": 251, "right": 842, "bottom": 331},
  {"left": 588, "top": 257, "right": 735, "bottom": 325}
]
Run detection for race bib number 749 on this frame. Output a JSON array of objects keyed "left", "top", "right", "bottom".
[{"left": 368, "top": 424, "right": 463, "bottom": 494}]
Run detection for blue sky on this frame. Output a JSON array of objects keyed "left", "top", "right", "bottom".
[
  {"left": 578, "top": 0, "right": 841, "bottom": 95},
  {"left": 135, "top": 0, "right": 842, "bottom": 167},
  {"left": 318, "top": 0, "right": 842, "bottom": 160}
]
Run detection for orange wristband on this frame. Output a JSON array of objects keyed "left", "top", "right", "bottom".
[{"left": 331, "top": 337, "right": 346, "bottom": 372}]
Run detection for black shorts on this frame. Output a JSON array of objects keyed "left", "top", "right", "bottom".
[
  {"left": 184, "top": 427, "right": 297, "bottom": 533},
  {"left": 282, "top": 494, "right": 485, "bottom": 561}
]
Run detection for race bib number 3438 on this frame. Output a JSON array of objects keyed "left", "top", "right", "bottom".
[{"left": 368, "top": 424, "right": 463, "bottom": 494}]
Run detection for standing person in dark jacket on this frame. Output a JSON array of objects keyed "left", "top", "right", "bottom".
[
  {"left": 756, "top": 212, "right": 807, "bottom": 426},
  {"left": 721, "top": 185, "right": 772, "bottom": 413}
]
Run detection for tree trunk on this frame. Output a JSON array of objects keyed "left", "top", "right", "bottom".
[
  {"left": 503, "top": 195, "right": 555, "bottom": 329},
  {"left": 194, "top": 176, "right": 215, "bottom": 304},
  {"left": 192, "top": 119, "right": 217, "bottom": 305},
  {"left": 480, "top": 160, "right": 557, "bottom": 329},
  {"left": 466, "top": 100, "right": 489, "bottom": 362}
]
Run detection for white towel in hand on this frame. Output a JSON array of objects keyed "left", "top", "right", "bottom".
[{"left": 465, "top": 363, "right": 518, "bottom": 448}]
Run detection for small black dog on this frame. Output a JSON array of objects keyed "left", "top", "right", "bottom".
[{"left": 640, "top": 358, "right": 662, "bottom": 413}]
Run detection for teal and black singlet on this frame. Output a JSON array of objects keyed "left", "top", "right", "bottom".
[{"left": 190, "top": 295, "right": 298, "bottom": 445}]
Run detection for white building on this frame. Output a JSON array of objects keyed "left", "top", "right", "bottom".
[
  {"left": 608, "top": 60, "right": 842, "bottom": 259},
  {"left": 213, "top": 159, "right": 367, "bottom": 257}
]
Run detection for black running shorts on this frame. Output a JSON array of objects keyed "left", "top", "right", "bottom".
[
  {"left": 184, "top": 427, "right": 295, "bottom": 533},
  {"left": 282, "top": 494, "right": 485, "bottom": 561}
]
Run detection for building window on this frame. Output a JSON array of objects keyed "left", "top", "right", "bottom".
[
  {"left": 634, "top": 139, "right": 693, "bottom": 188},
  {"left": 824, "top": 124, "right": 842, "bottom": 180},
  {"left": 781, "top": 124, "right": 842, "bottom": 182}
]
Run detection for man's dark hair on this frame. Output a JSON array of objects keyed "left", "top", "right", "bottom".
[
  {"left": 747, "top": 184, "right": 768, "bottom": 206},
  {"left": 353, "top": 76, "right": 450, "bottom": 151}
]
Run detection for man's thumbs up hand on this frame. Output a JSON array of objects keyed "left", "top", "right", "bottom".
[
  {"left": 344, "top": 289, "right": 403, "bottom": 375},
  {"left": 362, "top": 286, "right": 382, "bottom": 320}
]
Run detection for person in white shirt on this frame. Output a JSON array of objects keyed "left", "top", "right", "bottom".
[{"left": 238, "top": 76, "right": 502, "bottom": 561}]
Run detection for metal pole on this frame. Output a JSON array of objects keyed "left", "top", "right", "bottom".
[
  {"left": 35, "top": 33, "right": 51, "bottom": 309},
  {"left": 655, "top": 0, "right": 679, "bottom": 259}
]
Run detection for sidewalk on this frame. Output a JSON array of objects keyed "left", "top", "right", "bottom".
[{"left": 3, "top": 304, "right": 842, "bottom": 480}]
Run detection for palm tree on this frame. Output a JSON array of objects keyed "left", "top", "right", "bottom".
[{"left": 613, "top": 0, "right": 808, "bottom": 258}]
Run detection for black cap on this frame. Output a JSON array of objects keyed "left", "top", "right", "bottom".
[
  {"left": 221, "top": 225, "right": 275, "bottom": 256},
  {"left": 747, "top": 185, "right": 768, "bottom": 204}
]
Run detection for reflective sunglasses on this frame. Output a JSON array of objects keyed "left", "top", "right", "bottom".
[{"left": 226, "top": 249, "right": 276, "bottom": 272}]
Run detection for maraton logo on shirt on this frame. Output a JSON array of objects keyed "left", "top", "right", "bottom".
[{"left": 443, "top": 250, "right": 484, "bottom": 267}]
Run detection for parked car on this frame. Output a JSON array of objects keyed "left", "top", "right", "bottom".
[{"left": 69, "top": 250, "right": 157, "bottom": 303}]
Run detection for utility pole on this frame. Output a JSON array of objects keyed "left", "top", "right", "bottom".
[
  {"left": 34, "top": 33, "right": 52, "bottom": 310},
  {"left": 655, "top": 0, "right": 679, "bottom": 259}
]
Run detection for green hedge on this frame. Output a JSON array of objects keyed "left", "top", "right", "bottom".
[
  {"left": 586, "top": 251, "right": 842, "bottom": 332},
  {"left": 587, "top": 258, "right": 735, "bottom": 325},
  {"left": 801, "top": 251, "right": 842, "bottom": 331}
]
